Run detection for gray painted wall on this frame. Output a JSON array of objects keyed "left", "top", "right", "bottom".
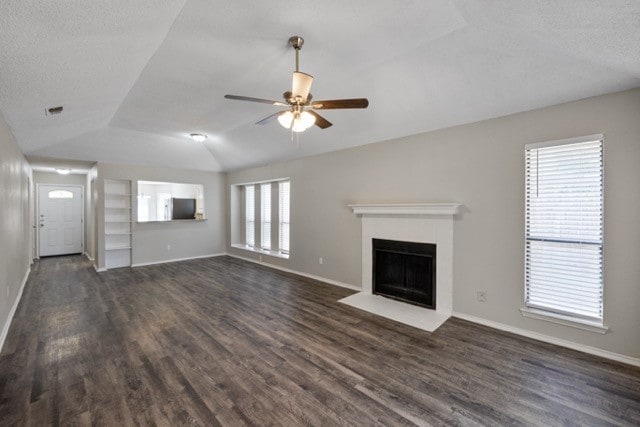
[
  {"left": 96, "top": 162, "right": 226, "bottom": 269},
  {"left": 33, "top": 171, "right": 86, "bottom": 186},
  {"left": 0, "top": 112, "right": 32, "bottom": 348},
  {"left": 86, "top": 165, "right": 98, "bottom": 261},
  {"left": 227, "top": 89, "right": 640, "bottom": 359}
]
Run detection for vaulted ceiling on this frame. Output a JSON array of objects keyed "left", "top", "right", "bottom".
[{"left": 1, "top": 1, "right": 639, "bottom": 172}]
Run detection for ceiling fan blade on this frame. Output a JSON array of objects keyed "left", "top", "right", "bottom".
[
  {"left": 224, "top": 94, "right": 287, "bottom": 106},
  {"left": 255, "top": 110, "right": 287, "bottom": 125},
  {"left": 311, "top": 98, "right": 369, "bottom": 110},
  {"left": 307, "top": 110, "right": 332, "bottom": 129},
  {"left": 291, "top": 72, "right": 313, "bottom": 101}
]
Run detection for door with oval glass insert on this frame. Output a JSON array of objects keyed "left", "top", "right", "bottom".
[{"left": 38, "top": 185, "right": 83, "bottom": 257}]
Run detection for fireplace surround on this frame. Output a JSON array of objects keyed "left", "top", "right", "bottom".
[{"left": 340, "top": 203, "right": 461, "bottom": 332}]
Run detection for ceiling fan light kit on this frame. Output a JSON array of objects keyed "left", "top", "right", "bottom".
[
  {"left": 224, "top": 36, "right": 369, "bottom": 134},
  {"left": 189, "top": 133, "right": 207, "bottom": 142}
]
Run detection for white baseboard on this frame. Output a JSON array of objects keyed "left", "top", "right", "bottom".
[
  {"left": 93, "top": 264, "right": 106, "bottom": 273},
  {"left": 131, "top": 253, "right": 226, "bottom": 268},
  {"left": 452, "top": 312, "right": 640, "bottom": 368},
  {"left": 226, "top": 253, "right": 361, "bottom": 291},
  {"left": 0, "top": 267, "right": 30, "bottom": 353},
  {"left": 84, "top": 252, "right": 95, "bottom": 261}
]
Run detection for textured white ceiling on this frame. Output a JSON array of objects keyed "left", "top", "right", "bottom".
[{"left": 1, "top": 1, "right": 639, "bottom": 172}]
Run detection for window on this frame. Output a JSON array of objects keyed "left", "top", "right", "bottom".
[
  {"left": 48, "top": 190, "right": 73, "bottom": 199},
  {"left": 238, "top": 179, "right": 290, "bottom": 257},
  {"left": 245, "top": 185, "right": 255, "bottom": 247},
  {"left": 260, "top": 183, "right": 271, "bottom": 250},
  {"left": 279, "top": 181, "right": 290, "bottom": 253},
  {"left": 524, "top": 136, "right": 604, "bottom": 323}
]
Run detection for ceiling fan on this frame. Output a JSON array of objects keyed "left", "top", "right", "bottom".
[{"left": 225, "top": 36, "right": 369, "bottom": 133}]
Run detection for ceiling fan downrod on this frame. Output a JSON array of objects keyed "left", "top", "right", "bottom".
[{"left": 289, "top": 36, "right": 304, "bottom": 72}]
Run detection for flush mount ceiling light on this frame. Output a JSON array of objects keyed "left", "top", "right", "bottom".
[
  {"left": 189, "top": 133, "right": 207, "bottom": 142},
  {"left": 225, "top": 36, "right": 369, "bottom": 133},
  {"left": 55, "top": 168, "right": 71, "bottom": 175}
]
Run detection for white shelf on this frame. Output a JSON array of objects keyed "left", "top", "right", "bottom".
[
  {"left": 349, "top": 202, "right": 462, "bottom": 216},
  {"left": 104, "top": 179, "right": 132, "bottom": 269},
  {"left": 106, "top": 245, "right": 132, "bottom": 250}
]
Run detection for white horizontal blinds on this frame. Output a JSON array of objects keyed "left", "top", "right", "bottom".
[
  {"left": 525, "top": 138, "right": 603, "bottom": 321},
  {"left": 261, "top": 183, "right": 271, "bottom": 250},
  {"left": 279, "top": 181, "right": 290, "bottom": 253},
  {"left": 245, "top": 185, "right": 255, "bottom": 247}
]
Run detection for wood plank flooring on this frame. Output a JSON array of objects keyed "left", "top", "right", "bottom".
[{"left": 1, "top": 255, "right": 639, "bottom": 426}]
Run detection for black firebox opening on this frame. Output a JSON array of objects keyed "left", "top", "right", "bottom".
[{"left": 372, "top": 238, "right": 436, "bottom": 309}]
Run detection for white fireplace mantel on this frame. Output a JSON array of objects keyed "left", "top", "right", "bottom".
[
  {"left": 340, "top": 202, "right": 462, "bottom": 332},
  {"left": 349, "top": 202, "right": 462, "bottom": 216}
]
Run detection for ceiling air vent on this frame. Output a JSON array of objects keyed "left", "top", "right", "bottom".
[{"left": 46, "top": 106, "right": 63, "bottom": 115}]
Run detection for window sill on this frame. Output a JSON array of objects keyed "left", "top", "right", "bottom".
[
  {"left": 520, "top": 307, "right": 608, "bottom": 334},
  {"left": 231, "top": 244, "right": 289, "bottom": 260}
]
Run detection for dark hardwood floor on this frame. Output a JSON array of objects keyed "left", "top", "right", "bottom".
[{"left": 1, "top": 255, "right": 639, "bottom": 426}]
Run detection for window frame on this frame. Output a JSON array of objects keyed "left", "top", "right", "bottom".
[
  {"left": 235, "top": 178, "right": 290, "bottom": 259},
  {"left": 522, "top": 134, "right": 607, "bottom": 332},
  {"left": 260, "top": 183, "right": 271, "bottom": 250},
  {"left": 278, "top": 181, "right": 290, "bottom": 255},
  {"left": 244, "top": 185, "right": 255, "bottom": 247}
]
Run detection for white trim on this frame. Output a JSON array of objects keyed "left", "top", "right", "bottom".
[
  {"left": 349, "top": 202, "right": 462, "bottom": 216},
  {"left": 520, "top": 307, "right": 608, "bottom": 334},
  {"left": 93, "top": 264, "right": 107, "bottom": 273},
  {"left": 226, "top": 252, "right": 361, "bottom": 291},
  {"left": 525, "top": 133, "right": 603, "bottom": 150},
  {"left": 231, "top": 177, "right": 290, "bottom": 187},
  {"left": 131, "top": 253, "right": 226, "bottom": 268},
  {"left": 0, "top": 267, "right": 30, "bottom": 352},
  {"left": 452, "top": 312, "right": 640, "bottom": 368},
  {"left": 84, "top": 252, "right": 94, "bottom": 261},
  {"left": 231, "top": 243, "right": 289, "bottom": 259}
]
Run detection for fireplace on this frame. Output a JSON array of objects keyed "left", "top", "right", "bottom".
[
  {"left": 341, "top": 203, "right": 459, "bottom": 332},
  {"left": 372, "top": 238, "right": 436, "bottom": 309}
]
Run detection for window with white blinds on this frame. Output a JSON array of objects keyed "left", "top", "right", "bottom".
[
  {"left": 279, "top": 181, "right": 290, "bottom": 253},
  {"left": 245, "top": 185, "right": 255, "bottom": 247},
  {"left": 260, "top": 183, "right": 271, "bottom": 250},
  {"left": 525, "top": 136, "right": 604, "bottom": 322}
]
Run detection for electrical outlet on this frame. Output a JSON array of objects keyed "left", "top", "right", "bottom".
[
  {"left": 477, "top": 291, "right": 486, "bottom": 302},
  {"left": 319, "top": 257, "right": 323, "bottom": 265},
  {"left": 167, "top": 244, "right": 171, "bottom": 251}
]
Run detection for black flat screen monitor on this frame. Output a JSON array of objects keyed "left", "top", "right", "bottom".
[{"left": 172, "top": 198, "right": 196, "bottom": 220}]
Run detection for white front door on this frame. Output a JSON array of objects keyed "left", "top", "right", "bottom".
[{"left": 38, "top": 185, "right": 83, "bottom": 257}]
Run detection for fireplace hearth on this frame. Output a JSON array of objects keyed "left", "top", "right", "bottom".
[{"left": 372, "top": 238, "right": 436, "bottom": 309}]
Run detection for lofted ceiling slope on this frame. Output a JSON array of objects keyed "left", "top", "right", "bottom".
[{"left": 1, "top": 1, "right": 639, "bottom": 172}]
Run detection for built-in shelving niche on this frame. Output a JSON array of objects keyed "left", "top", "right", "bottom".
[{"left": 104, "top": 179, "right": 132, "bottom": 269}]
